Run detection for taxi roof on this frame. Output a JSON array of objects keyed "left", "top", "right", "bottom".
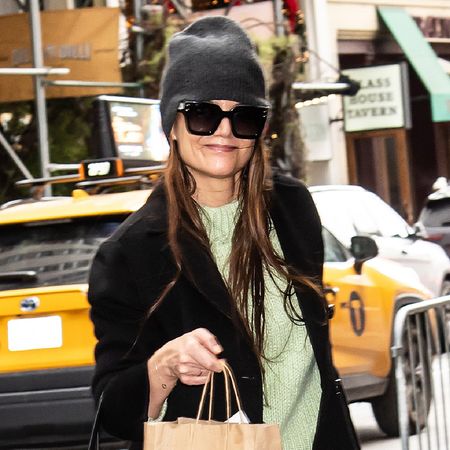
[{"left": 0, "top": 189, "right": 152, "bottom": 225}]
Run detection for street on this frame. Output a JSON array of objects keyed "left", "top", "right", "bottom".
[
  {"left": 352, "top": 354, "right": 450, "bottom": 450},
  {"left": 352, "top": 401, "right": 443, "bottom": 450},
  {"left": 351, "top": 402, "right": 403, "bottom": 449}
]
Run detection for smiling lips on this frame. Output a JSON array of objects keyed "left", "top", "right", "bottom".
[{"left": 205, "top": 144, "right": 238, "bottom": 152}]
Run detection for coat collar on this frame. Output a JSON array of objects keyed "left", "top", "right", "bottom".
[
  {"left": 141, "top": 181, "right": 169, "bottom": 233},
  {"left": 178, "top": 231, "right": 235, "bottom": 320},
  {"left": 269, "top": 176, "right": 327, "bottom": 323},
  {"left": 141, "top": 175, "right": 323, "bottom": 322}
]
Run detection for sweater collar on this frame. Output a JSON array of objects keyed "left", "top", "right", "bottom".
[{"left": 199, "top": 200, "right": 240, "bottom": 243}]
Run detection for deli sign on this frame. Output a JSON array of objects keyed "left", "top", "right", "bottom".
[{"left": 342, "top": 64, "right": 411, "bottom": 132}]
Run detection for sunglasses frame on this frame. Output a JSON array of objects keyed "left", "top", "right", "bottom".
[{"left": 177, "top": 101, "right": 269, "bottom": 139}]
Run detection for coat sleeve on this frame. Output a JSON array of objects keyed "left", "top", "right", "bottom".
[{"left": 88, "top": 238, "right": 153, "bottom": 441}]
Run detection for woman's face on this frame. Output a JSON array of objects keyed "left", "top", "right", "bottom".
[{"left": 171, "top": 100, "right": 255, "bottom": 185}]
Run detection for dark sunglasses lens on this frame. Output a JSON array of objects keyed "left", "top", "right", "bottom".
[
  {"left": 233, "top": 107, "right": 267, "bottom": 138},
  {"left": 186, "top": 103, "right": 221, "bottom": 135}
]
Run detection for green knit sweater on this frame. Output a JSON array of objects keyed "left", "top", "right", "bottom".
[{"left": 200, "top": 200, "right": 322, "bottom": 450}]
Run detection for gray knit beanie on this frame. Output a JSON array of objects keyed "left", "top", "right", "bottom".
[{"left": 159, "top": 16, "right": 268, "bottom": 139}]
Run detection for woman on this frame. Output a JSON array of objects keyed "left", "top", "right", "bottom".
[{"left": 88, "top": 16, "right": 360, "bottom": 450}]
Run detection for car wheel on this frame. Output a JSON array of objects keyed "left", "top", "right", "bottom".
[{"left": 371, "top": 321, "right": 432, "bottom": 437}]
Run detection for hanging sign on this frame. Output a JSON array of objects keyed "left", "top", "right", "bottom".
[
  {"left": 297, "top": 100, "right": 332, "bottom": 162},
  {"left": 0, "top": 7, "right": 121, "bottom": 103},
  {"left": 342, "top": 63, "right": 411, "bottom": 132}
]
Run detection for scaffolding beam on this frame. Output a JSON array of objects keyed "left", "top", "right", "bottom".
[
  {"left": 0, "top": 130, "right": 34, "bottom": 179},
  {"left": 29, "top": 0, "right": 51, "bottom": 196}
]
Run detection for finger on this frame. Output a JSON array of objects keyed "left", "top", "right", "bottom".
[
  {"left": 175, "top": 363, "right": 206, "bottom": 376},
  {"left": 182, "top": 332, "right": 223, "bottom": 372},
  {"left": 174, "top": 350, "right": 216, "bottom": 374},
  {"left": 192, "top": 328, "right": 223, "bottom": 355},
  {"left": 179, "top": 374, "right": 210, "bottom": 386},
  {"left": 187, "top": 342, "right": 223, "bottom": 372}
]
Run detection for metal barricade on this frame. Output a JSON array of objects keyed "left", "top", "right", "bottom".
[{"left": 392, "top": 295, "right": 450, "bottom": 450}]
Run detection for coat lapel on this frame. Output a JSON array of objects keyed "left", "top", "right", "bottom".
[
  {"left": 269, "top": 179, "right": 327, "bottom": 324},
  {"left": 178, "top": 233, "right": 235, "bottom": 320},
  {"left": 270, "top": 191, "right": 316, "bottom": 275},
  {"left": 141, "top": 181, "right": 169, "bottom": 233}
]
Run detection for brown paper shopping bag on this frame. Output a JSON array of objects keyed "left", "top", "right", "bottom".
[{"left": 143, "top": 362, "right": 282, "bottom": 450}]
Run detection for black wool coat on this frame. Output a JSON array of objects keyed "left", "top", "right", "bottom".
[{"left": 88, "top": 173, "right": 361, "bottom": 450}]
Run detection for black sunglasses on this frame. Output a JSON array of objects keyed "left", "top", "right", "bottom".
[{"left": 177, "top": 101, "right": 269, "bottom": 139}]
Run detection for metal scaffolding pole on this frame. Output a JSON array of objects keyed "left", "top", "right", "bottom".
[
  {"left": 273, "top": 0, "right": 284, "bottom": 37},
  {"left": 133, "top": 0, "right": 143, "bottom": 69},
  {"left": 0, "top": 131, "right": 34, "bottom": 180},
  {"left": 28, "top": 0, "right": 51, "bottom": 196}
]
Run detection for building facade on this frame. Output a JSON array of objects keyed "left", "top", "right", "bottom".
[{"left": 303, "top": 0, "right": 450, "bottom": 221}]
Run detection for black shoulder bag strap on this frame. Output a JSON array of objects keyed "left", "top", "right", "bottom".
[{"left": 88, "top": 392, "right": 104, "bottom": 450}]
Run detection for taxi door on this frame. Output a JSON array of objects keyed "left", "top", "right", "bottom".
[{"left": 322, "top": 228, "right": 391, "bottom": 380}]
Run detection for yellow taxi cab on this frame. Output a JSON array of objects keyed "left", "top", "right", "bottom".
[
  {"left": 0, "top": 159, "right": 430, "bottom": 447},
  {"left": 322, "top": 227, "right": 432, "bottom": 437}
]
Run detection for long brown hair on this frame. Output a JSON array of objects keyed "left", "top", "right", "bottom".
[{"left": 159, "top": 136, "right": 322, "bottom": 360}]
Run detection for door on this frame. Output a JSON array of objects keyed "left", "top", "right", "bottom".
[
  {"left": 346, "top": 129, "right": 414, "bottom": 223},
  {"left": 322, "top": 228, "right": 389, "bottom": 378}
]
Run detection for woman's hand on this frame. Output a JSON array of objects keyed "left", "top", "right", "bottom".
[
  {"left": 147, "top": 328, "right": 224, "bottom": 418},
  {"left": 156, "top": 327, "right": 224, "bottom": 385}
]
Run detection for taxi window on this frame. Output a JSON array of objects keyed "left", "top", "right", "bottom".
[
  {"left": 322, "top": 227, "right": 349, "bottom": 263},
  {"left": 0, "top": 216, "right": 126, "bottom": 291}
]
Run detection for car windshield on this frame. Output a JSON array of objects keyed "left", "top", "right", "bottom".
[
  {"left": 0, "top": 216, "right": 125, "bottom": 292},
  {"left": 312, "top": 189, "right": 413, "bottom": 247}
]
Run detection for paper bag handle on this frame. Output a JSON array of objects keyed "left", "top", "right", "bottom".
[{"left": 196, "top": 362, "right": 244, "bottom": 422}]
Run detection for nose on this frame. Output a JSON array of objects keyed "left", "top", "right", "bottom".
[{"left": 214, "top": 116, "right": 233, "bottom": 137}]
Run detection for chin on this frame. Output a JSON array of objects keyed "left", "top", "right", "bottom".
[
  {"left": 207, "top": 170, "right": 241, "bottom": 180},
  {"left": 197, "top": 166, "right": 243, "bottom": 180}
]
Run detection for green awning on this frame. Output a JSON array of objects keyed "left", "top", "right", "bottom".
[{"left": 378, "top": 6, "right": 450, "bottom": 122}]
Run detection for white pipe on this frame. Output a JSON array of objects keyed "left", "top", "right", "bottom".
[
  {"left": 292, "top": 82, "right": 350, "bottom": 92},
  {"left": 303, "top": 0, "right": 336, "bottom": 82},
  {"left": 44, "top": 80, "right": 141, "bottom": 88},
  {"left": 48, "top": 163, "right": 80, "bottom": 172},
  {"left": 0, "top": 67, "right": 70, "bottom": 76}
]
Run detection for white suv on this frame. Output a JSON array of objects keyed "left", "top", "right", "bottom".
[{"left": 310, "top": 185, "right": 450, "bottom": 297}]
